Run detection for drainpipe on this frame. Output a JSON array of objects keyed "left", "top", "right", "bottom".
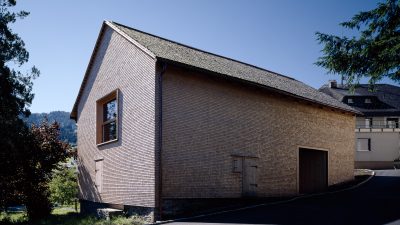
[{"left": 157, "top": 62, "right": 167, "bottom": 221}]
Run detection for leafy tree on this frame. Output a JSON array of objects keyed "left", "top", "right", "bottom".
[
  {"left": 49, "top": 161, "right": 78, "bottom": 206},
  {"left": 316, "top": 0, "right": 400, "bottom": 89},
  {"left": 0, "top": 0, "right": 38, "bottom": 210},
  {"left": 25, "top": 111, "right": 77, "bottom": 145},
  {"left": 0, "top": 0, "right": 70, "bottom": 221},
  {"left": 22, "top": 121, "right": 70, "bottom": 220}
]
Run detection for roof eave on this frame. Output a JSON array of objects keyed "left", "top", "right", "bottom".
[
  {"left": 70, "top": 22, "right": 109, "bottom": 120},
  {"left": 70, "top": 21, "right": 157, "bottom": 121},
  {"left": 71, "top": 22, "right": 361, "bottom": 120}
]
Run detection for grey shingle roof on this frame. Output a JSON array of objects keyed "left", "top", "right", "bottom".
[
  {"left": 111, "top": 22, "right": 358, "bottom": 114},
  {"left": 319, "top": 84, "right": 400, "bottom": 116},
  {"left": 70, "top": 21, "right": 360, "bottom": 119}
]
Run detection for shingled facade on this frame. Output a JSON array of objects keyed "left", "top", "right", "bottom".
[{"left": 71, "top": 21, "right": 358, "bottom": 221}]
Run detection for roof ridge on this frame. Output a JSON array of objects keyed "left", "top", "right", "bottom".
[
  {"left": 110, "top": 21, "right": 297, "bottom": 81},
  {"left": 71, "top": 21, "right": 362, "bottom": 119}
]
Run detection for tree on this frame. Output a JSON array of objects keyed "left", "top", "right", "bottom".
[
  {"left": 316, "top": 0, "right": 400, "bottom": 89},
  {"left": 0, "top": 0, "right": 70, "bottom": 221},
  {"left": 0, "top": 0, "right": 38, "bottom": 210},
  {"left": 22, "top": 121, "right": 70, "bottom": 220},
  {"left": 49, "top": 160, "right": 78, "bottom": 206}
]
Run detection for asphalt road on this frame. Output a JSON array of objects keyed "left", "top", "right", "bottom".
[{"left": 167, "top": 170, "right": 400, "bottom": 225}]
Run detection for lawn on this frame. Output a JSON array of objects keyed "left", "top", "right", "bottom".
[{"left": 0, "top": 206, "right": 146, "bottom": 225}]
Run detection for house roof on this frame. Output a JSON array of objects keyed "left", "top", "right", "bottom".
[
  {"left": 319, "top": 84, "right": 400, "bottom": 116},
  {"left": 70, "top": 21, "right": 359, "bottom": 119}
]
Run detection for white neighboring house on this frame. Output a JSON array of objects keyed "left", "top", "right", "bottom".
[{"left": 320, "top": 81, "right": 400, "bottom": 169}]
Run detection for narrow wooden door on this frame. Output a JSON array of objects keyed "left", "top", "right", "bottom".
[
  {"left": 243, "top": 158, "right": 257, "bottom": 197},
  {"left": 95, "top": 159, "right": 103, "bottom": 193}
]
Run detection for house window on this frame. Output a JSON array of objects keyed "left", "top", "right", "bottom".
[
  {"left": 365, "top": 98, "right": 372, "bottom": 103},
  {"left": 102, "top": 99, "right": 117, "bottom": 141},
  {"left": 365, "top": 118, "right": 373, "bottom": 128},
  {"left": 97, "top": 90, "right": 119, "bottom": 144},
  {"left": 95, "top": 159, "right": 103, "bottom": 193},
  {"left": 387, "top": 118, "right": 399, "bottom": 128},
  {"left": 347, "top": 98, "right": 354, "bottom": 104},
  {"left": 357, "top": 138, "right": 371, "bottom": 151}
]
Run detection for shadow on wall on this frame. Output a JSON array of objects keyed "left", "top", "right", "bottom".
[{"left": 78, "top": 157, "right": 102, "bottom": 203}]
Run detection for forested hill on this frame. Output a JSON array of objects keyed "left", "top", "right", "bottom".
[{"left": 24, "top": 111, "right": 77, "bottom": 145}]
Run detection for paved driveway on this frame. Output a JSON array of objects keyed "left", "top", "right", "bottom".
[{"left": 167, "top": 170, "right": 400, "bottom": 225}]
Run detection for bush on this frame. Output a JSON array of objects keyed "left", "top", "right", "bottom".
[{"left": 49, "top": 162, "right": 78, "bottom": 206}]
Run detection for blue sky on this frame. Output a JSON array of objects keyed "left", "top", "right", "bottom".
[{"left": 11, "top": 0, "right": 388, "bottom": 113}]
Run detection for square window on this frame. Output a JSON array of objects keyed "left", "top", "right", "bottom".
[
  {"left": 103, "top": 99, "right": 117, "bottom": 122},
  {"left": 365, "top": 98, "right": 372, "bottom": 103},
  {"left": 387, "top": 118, "right": 399, "bottom": 128},
  {"left": 347, "top": 98, "right": 353, "bottom": 104},
  {"left": 365, "top": 118, "right": 373, "bottom": 129},
  {"left": 357, "top": 138, "right": 371, "bottom": 151},
  {"left": 102, "top": 99, "right": 117, "bottom": 142},
  {"left": 103, "top": 120, "right": 117, "bottom": 142},
  {"left": 97, "top": 90, "right": 119, "bottom": 145}
]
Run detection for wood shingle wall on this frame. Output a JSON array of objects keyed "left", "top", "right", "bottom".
[
  {"left": 161, "top": 65, "right": 355, "bottom": 198},
  {"left": 77, "top": 26, "right": 157, "bottom": 215}
]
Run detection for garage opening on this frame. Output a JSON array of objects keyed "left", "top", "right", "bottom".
[{"left": 299, "top": 148, "right": 328, "bottom": 194}]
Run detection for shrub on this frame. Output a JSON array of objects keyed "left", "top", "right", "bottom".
[{"left": 49, "top": 161, "right": 78, "bottom": 206}]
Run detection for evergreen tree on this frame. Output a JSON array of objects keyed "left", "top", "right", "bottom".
[
  {"left": 0, "top": 0, "right": 70, "bottom": 220},
  {"left": 316, "top": 0, "right": 400, "bottom": 89},
  {"left": 0, "top": 0, "right": 38, "bottom": 210}
]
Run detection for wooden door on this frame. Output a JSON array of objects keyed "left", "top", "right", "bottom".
[
  {"left": 243, "top": 158, "right": 257, "bottom": 197},
  {"left": 95, "top": 159, "right": 103, "bottom": 193},
  {"left": 299, "top": 148, "right": 328, "bottom": 194}
]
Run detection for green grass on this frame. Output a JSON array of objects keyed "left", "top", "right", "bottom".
[
  {"left": 0, "top": 211, "right": 27, "bottom": 223},
  {"left": 0, "top": 206, "right": 147, "bottom": 225},
  {"left": 51, "top": 206, "right": 77, "bottom": 215},
  {"left": 32, "top": 214, "right": 146, "bottom": 225}
]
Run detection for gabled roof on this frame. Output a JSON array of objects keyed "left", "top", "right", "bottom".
[
  {"left": 71, "top": 21, "right": 359, "bottom": 119},
  {"left": 319, "top": 84, "right": 400, "bottom": 116}
]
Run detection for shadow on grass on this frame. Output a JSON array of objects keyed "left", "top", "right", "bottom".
[
  {"left": 0, "top": 211, "right": 103, "bottom": 225},
  {"left": 0, "top": 212, "right": 83, "bottom": 225},
  {"left": 32, "top": 212, "right": 86, "bottom": 225},
  {"left": 1, "top": 211, "right": 146, "bottom": 225}
]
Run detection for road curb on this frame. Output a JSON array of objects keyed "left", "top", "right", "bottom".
[{"left": 149, "top": 171, "right": 375, "bottom": 225}]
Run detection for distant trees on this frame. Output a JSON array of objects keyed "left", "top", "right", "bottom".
[
  {"left": 316, "top": 0, "right": 400, "bottom": 89},
  {"left": 25, "top": 111, "right": 77, "bottom": 145},
  {"left": 0, "top": 0, "right": 71, "bottom": 221}
]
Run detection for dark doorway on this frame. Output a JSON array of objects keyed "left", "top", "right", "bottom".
[
  {"left": 299, "top": 148, "right": 328, "bottom": 193},
  {"left": 242, "top": 158, "right": 257, "bottom": 197}
]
